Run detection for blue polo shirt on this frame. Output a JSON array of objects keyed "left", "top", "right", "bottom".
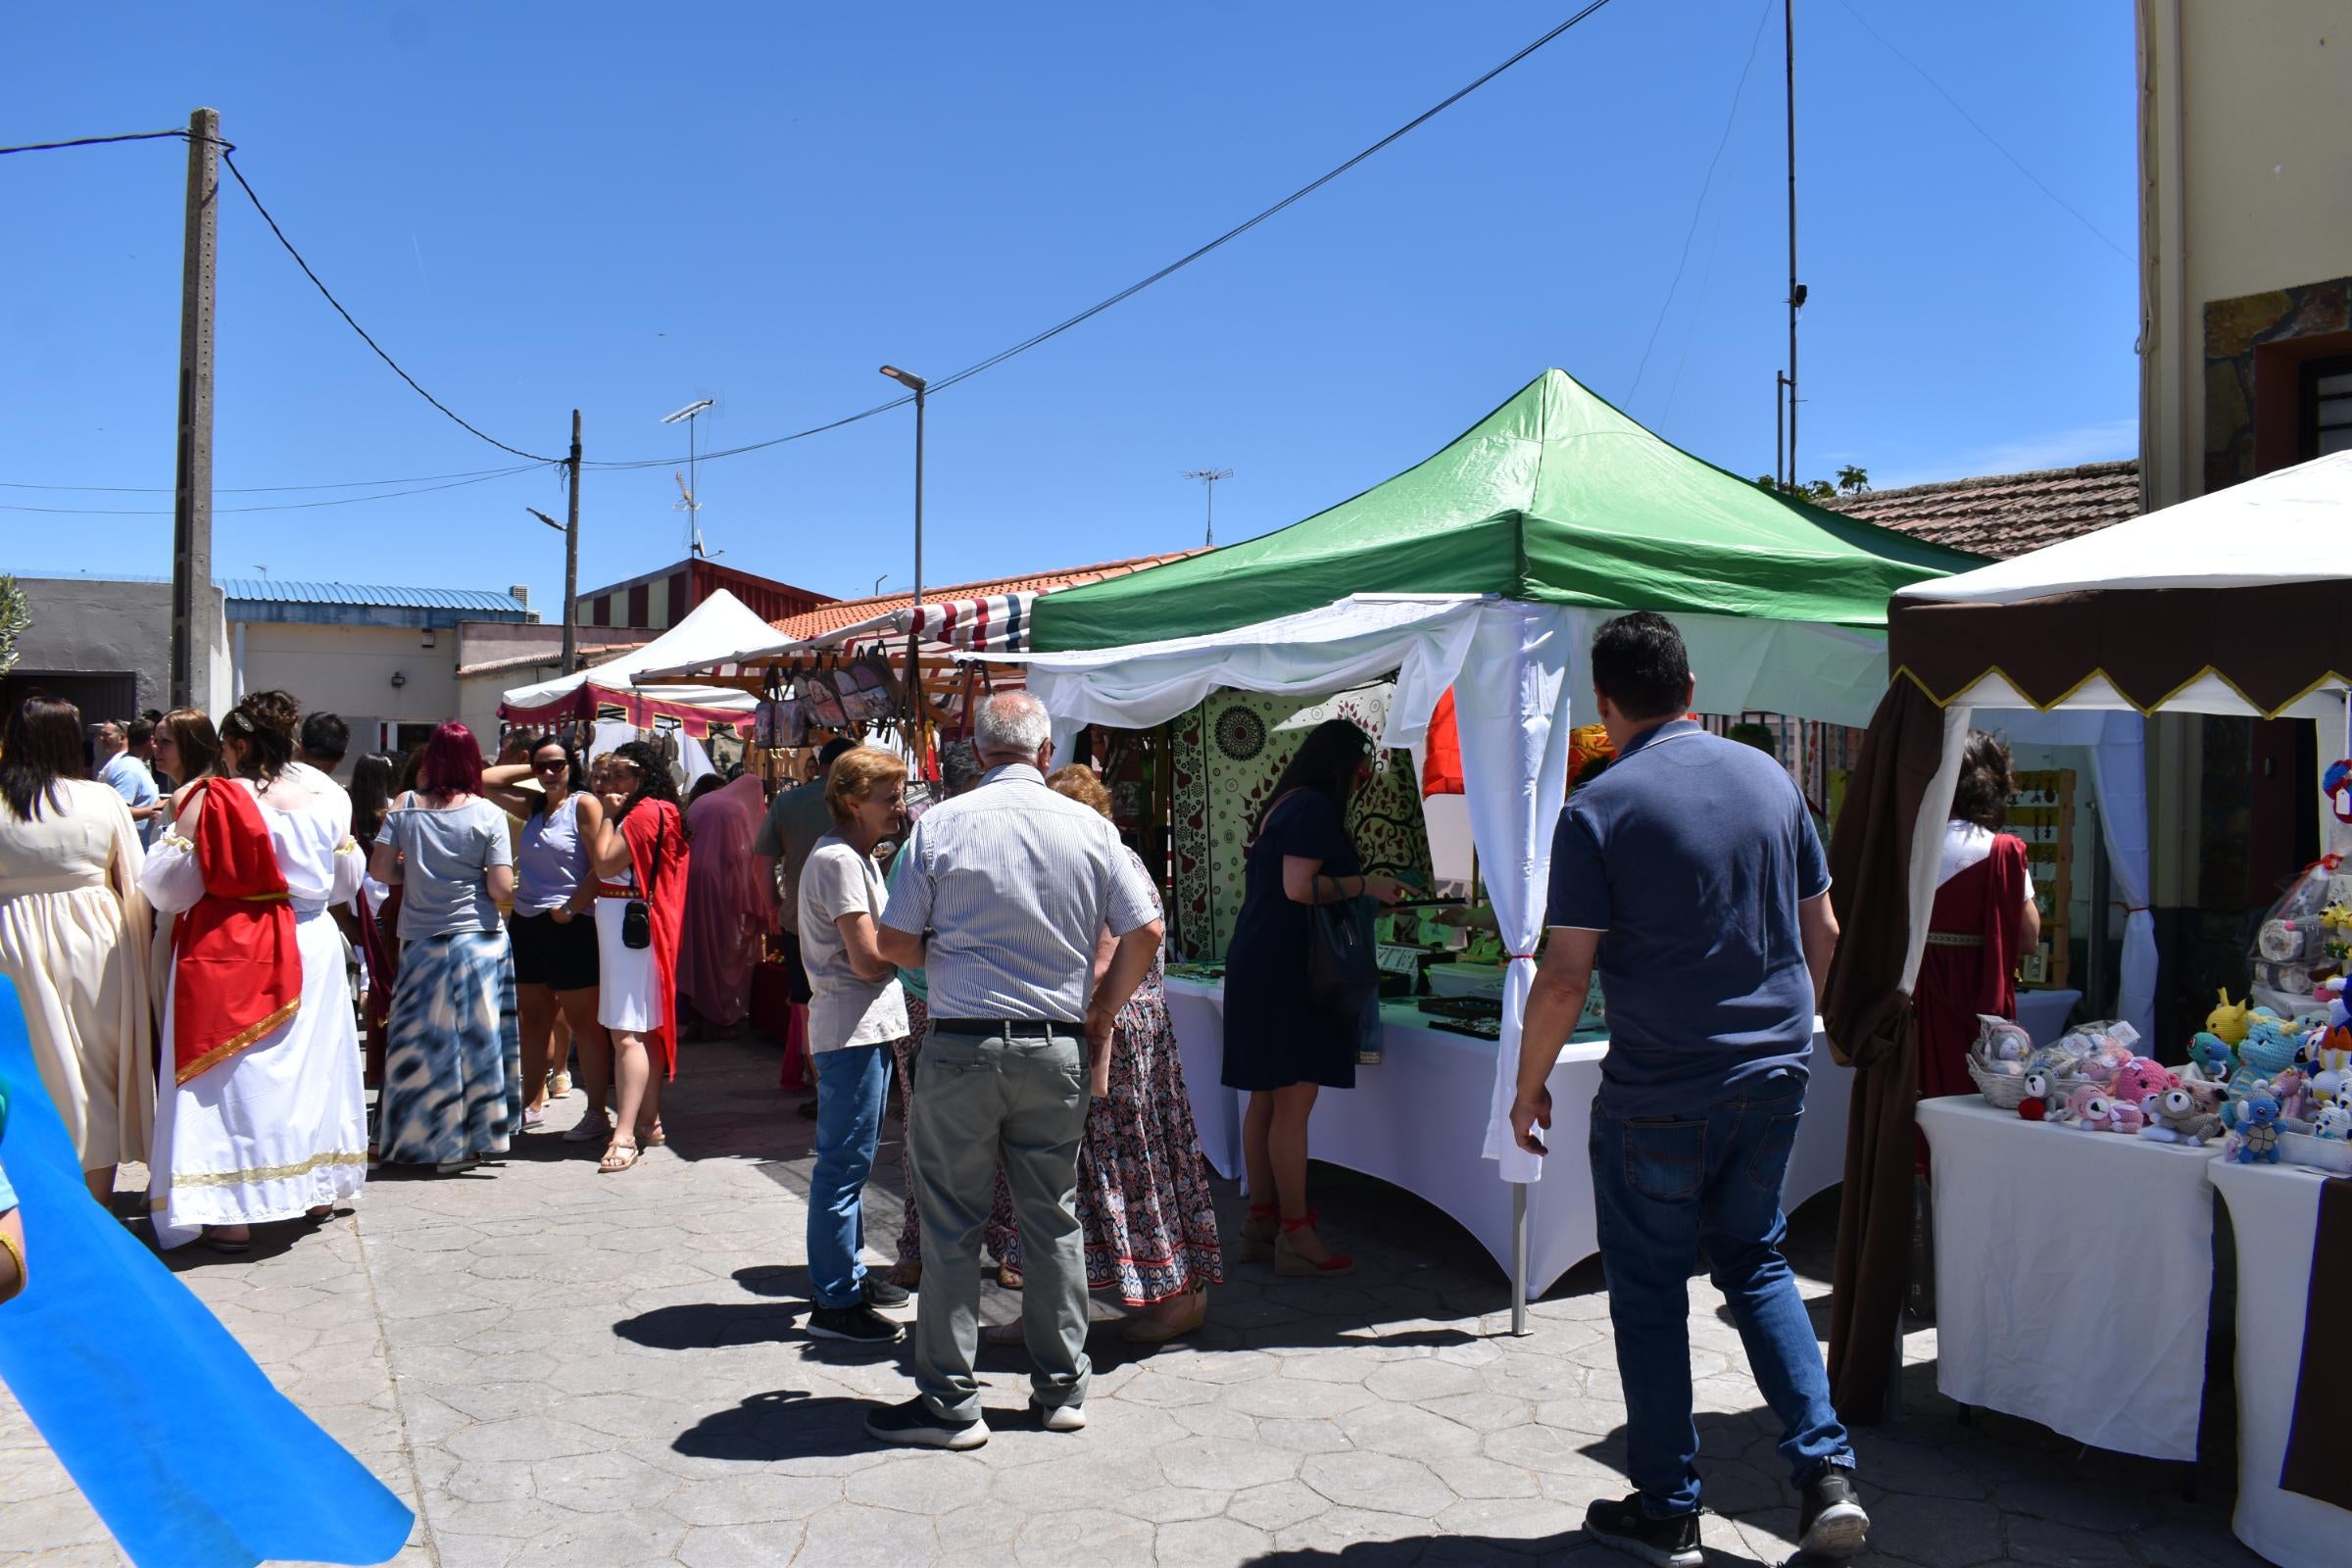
[{"left": 1544, "top": 720, "right": 1829, "bottom": 1115}]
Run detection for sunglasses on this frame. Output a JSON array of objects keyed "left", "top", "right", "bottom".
[{"left": 533, "top": 757, "right": 569, "bottom": 773}]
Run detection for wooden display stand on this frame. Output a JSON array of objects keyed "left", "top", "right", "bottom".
[{"left": 2009, "top": 768, "right": 2074, "bottom": 989}]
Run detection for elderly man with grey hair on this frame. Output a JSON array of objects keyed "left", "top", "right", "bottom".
[{"left": 866, "top": 692, "right": 1163, "bottom": 1449}]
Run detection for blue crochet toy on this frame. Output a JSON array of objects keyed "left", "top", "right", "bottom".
[
  {"left": 2224, "top": 1090, "right": 2284, "bottom": 1163},
  {"left": 2188, "top": 1031, "right": 2237, "bottom": 1086}
]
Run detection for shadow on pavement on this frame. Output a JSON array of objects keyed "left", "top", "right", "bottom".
[{"left": 672, "top": 1389, "right": 877, "bottom": 1463}]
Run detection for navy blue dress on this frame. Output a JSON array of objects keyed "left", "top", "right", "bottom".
[{"left": 1221, "top": 791, "right": 1361, "bottom": 1092}]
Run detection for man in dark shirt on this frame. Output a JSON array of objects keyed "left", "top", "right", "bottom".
[{"left": 1511, "top": 612, "right": 1866, "bottom": 1566}]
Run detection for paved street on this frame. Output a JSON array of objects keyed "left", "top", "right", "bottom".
[{"left": 2, "top": 1036, "right": 2264, "bottom": 1568}]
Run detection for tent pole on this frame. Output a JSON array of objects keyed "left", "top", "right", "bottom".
[{"left": 1510, "top": 1182, "right": 1531, "bottom": 1335}]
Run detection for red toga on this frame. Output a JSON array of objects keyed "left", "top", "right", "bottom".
[
  {"left": 171, "top": 778, "right": 302, "bottom": 1085},
  {"left": 623, "top": 799, "right": 691, "bottom": 1079},
  {"left": 1913, "top": 830, "right": 2029, "bottom": 1163}
]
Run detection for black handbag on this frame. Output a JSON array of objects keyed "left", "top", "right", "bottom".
[
  {"left": 1305, "top": 894, "right": 1379, "bottom": 1019},
  {"left": 620, "top": 811, "right": 664, "bottom": 951}
]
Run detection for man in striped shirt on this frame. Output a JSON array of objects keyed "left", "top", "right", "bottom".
[{"left": 866, "top": 693, "right": 1162, "bottom": 1450}]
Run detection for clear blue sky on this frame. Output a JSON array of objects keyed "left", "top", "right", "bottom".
[{"left": 3, "top": 1, "right": 2137, "bottom": 611}]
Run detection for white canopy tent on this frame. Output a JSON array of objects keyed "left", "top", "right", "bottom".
[{"left": 499, "top": 588, "right": 772, "bottom": 734}]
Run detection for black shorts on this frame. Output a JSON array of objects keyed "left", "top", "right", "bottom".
[
  {"left": 510, "top": 907, "right": 600, "bottom": 993},
  {"left": 782, "top": 930, "right": 813, "bottom": 1004}
]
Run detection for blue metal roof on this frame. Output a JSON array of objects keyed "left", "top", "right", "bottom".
[{"left": 218, "top": 580, "right": 529, "bottom": 613}]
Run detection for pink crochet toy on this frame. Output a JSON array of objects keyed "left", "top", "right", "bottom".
[
  {"left": 2113, "top": 1057, "right": 2180, "bottom": 1108},
  {"left": 2064, "top": 1087, "right": 2140, "bottom": 1134}
]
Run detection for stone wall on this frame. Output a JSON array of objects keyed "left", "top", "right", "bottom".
[{"left": 2202, "top": 274, "right": 2352, "bottom": 492}]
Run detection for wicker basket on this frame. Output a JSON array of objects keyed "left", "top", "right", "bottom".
[{"left": 1970, "top": 1057, "right": 2097, "bottom": 1112}]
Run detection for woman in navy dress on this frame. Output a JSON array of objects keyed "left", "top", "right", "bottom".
[{"left": 1220, "top": 719, "right": 1401, "bottom": 1277}]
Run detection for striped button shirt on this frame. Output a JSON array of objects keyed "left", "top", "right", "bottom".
[{"left": 881, "top": 763, "right": 1159, "bottom": 1024}]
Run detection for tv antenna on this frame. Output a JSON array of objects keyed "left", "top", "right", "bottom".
[
  {"left": 662, "top": 398, "right": 716, "bottom": 556},
  {"left": 1182, "top": 467, "right": 1233, "bottom": 547}
]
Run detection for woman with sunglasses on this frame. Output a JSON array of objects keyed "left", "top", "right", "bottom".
[
  {"left": 584, "top": 743, "right": 690, "bottom": 1174},
  {"left": 1220, "top": 718, "right": 1402, "bottom": 1277},
  {"left": 483, "top": 735, "right": 608, "bottom": 1133}
]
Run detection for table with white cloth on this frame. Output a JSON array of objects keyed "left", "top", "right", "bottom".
[
  {"left": 1914, "top": 1097, "right": 2218, "bottom": 1460},
  {"left": 1166, "top": 977, "right": 1854, "bottom": 1299},
  {"left": 2206, "top": 1157, "right": 2349, "bottom": 1568}
]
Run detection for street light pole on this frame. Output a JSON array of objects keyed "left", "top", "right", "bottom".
[{"left": 879, "top": 367, "right": 930, "bottom": 763}]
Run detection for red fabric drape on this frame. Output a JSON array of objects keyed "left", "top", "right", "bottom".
[
  {"left": 1912, "top": 837, "right": 2028, "bottom": 1105},
  {"left": 1420, "top": 690, "right": 1464, "bottom": 798},
  {"left": 171, "top": 779, "right": 301, "bottom": 1085},
  {"left": 622, "top": 800, "right": 691, "bottom": 1079}
]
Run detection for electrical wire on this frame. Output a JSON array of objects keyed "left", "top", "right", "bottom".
[
  {"left": 0, "top": 463, "right": 550, "bottom": 495},
  {"left": 218, "top": 150, "right": 560, "bottom": 463},
  {"left": 0, "top": 463, "right": 547, "bottom": 516},
  {"left": 590, "top": 0, "right": 1627, "bottom": 470},
  {"left": 0, "top": 128, "right": 195, "bottom": 156},
  {"left": 1628, "top": 0, "right": 1776, "bottom": 406},
  {"left": 1832, "top": 0, "right": 2130, "bottom": 261}
]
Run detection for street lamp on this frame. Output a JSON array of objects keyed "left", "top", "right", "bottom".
[{"left": 878, "top": 367, "right": 926, "bottom": 616}]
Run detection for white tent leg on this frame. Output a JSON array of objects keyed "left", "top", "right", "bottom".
[{"left": 1510, "top": 1182, "right": 1531, "bottom": 1336}]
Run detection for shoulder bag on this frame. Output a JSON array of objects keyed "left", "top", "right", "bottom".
[{"left": 621, "top": 808, "right": 664, "bottom": 951}]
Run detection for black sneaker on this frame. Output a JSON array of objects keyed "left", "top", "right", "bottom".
[
  {"left": 1797, "top": 1465, "right": 1870, "bottom": 1559},
  {"left": 863, "top": 1275, "right": 911, "bottom": 1309},
  {"left": 806, "top": 1304, "right": 905, "bottom": 1346},
  {"left": 1584, "top": 1494, "right": 1701, "bottom": 1568},
  {"left": 864, "top": 1396, "right": 989, "bottom": 1450}
]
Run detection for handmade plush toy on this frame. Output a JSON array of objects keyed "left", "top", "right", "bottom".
[
  {"left": 2064, "top": 1087, "right": 2138, "bottom": 1134},
  {"left": 2139, "top": 1085, "right": 2222, "bottom": 1146},
  {"left": 2186, "top": 1032, "right": 2238, "bottom": 1087},
  {"left": 2313, "top": 1103, "right": 2352, "bottom": 1142},
  {"left": 2238, "top": 1011, "right": 2305, "bottom": 1078},
  {"left": 2113, "top": 1057, "right": 2180, "bottom": 1107},
  {"left": 2019, "top": 1070, "right": 2053, "bottom": 1122},
  {"left": 2209, "top": 990, "right": 2254, "bottom": 1048},
  {"left": 2223, "top": 1091, "right": 2284, "bottom": 1163}
]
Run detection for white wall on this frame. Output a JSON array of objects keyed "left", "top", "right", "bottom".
[{"left": 237, "top": 623, "right": 459, "bottom": 737}]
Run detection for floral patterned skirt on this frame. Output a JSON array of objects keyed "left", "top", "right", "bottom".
[{"left": 992, "top": 983, "right": 1224, "bottom": 1304}]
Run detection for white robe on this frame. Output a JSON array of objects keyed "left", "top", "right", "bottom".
[{"left": 141, "top": 774, "right": 369, "bottom": 1248}]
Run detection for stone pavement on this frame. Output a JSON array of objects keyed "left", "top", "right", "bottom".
[{"left": 2, "top": 1035, "right": 2265, "bottom": 1567}]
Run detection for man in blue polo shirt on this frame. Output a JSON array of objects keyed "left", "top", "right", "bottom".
[{"left": 1511, "top": 612, "right": 1866, "bottom": 1567}]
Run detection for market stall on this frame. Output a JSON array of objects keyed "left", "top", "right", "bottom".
[
  {"left": 1823, "top": 449, "right": 2352, "bottom": 1443},
  {"left": 499, "top": 588, "right": 772, "bottom": 736},
  {"left": 993, "top": 368, "right": 1980, "bottom": 1313}
]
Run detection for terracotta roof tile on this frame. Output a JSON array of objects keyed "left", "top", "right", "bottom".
[
  {"left": 1822, "top": 460, "right": 2139, "bottom": 560},
  {"left": 769, "top": 550, "right": 1210, "bottom": 639}
]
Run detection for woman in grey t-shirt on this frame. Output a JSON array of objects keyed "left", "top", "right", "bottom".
[{"left": 369, "top": 724, "right": 518, "bottom": 1171}]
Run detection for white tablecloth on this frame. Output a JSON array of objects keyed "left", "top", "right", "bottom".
[
  {"left": 1166, "top": 977, "right": 1852, "bottom": 1298},
  {"left": 2207, "top": 1158, "right": 2348, "bottom": 1568},
  {"left": 1915, "top": 1097, "right": 2217, "bottom": 1460}
]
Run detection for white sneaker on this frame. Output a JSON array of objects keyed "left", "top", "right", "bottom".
[{"left": 1030, "top": 1397, "right": 1086, "bottom": 1433}]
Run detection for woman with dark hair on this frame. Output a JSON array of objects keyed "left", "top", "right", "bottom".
[
  {"left": 347, "top": 752, "right": 401, "bottom": 1090},
  {"left": 1219, "top": 718, "right": 1403, "bottom": 1276},
  {"left": 368, "top": 722, "right": 520, "bottom": 1171},
  {"left": 1915, "top": 731, "right": 2041, "bottom": 1120},
  {"left": 0, "top": 696, "right": 155, "bottom": 1203},
  {"left": 144, "top": 690, "right": 369, "bottom": 1249},
  {"left": 483, "top": 734, "right": 606, "bottom": 1130},
  {"left": 584, "top": 742, "right": 690, "bottom": 1173}
]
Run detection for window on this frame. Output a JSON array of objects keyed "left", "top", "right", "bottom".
[
  {"left": 668, "top": 571, "right": 690, "bottom": 626},
  {"left": 592, "top": 595, "right": 611, "bottom": 627},
  {"left": 627, "top": 584, "right": 651, "bottom": 627},
  {"left": 395, "top": 723, "right": 437, "bottom": 753},
  {"left": 2303, "top": 354, "right": 2352, "bottom": 459}
]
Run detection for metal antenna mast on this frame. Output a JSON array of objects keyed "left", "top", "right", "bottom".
[
  {"left": 1183, "top": 467, "right": 1233, "bottom": 547},
  {"left": 662, "top": 399, "right": 715, "bottom": 555}
]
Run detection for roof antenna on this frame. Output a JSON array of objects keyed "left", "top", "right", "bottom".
[{"left": 1182, "top": 467, "right": 1233, "bottom": 547}]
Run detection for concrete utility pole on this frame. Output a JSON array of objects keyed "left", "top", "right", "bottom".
[
  {"left": 170, "top": 106, "right": 220, "bottom": 710},
  {"left": 564, "top": 410, "right": 582, "bottom": 673}
]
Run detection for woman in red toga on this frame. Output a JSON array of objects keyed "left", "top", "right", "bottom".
[
  {"left": 585, "top": 742, "right": 690, "bottom": 1174},
  {"left": 1915, "top": 732, "right": 2041, "bottom": 1125}
]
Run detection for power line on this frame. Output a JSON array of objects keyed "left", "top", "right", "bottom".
[
  {"left": 0, "top": 463, "right": 547, "bottom": 516},
  {"left": 591, "top": 0, "right": 1627, "bottom": 470},
  {"left": 0, "top": 463, "right": 548, "bottom": 495},
  {"left": 0, "top": 128, "right": 197, "bottom": 156},
  {"left": 217, "top": 149, "right": 560, "bottom": 463},
  {"left": 1832, "top": 0, "right": 2130, "bottom": 261},
  {"left": 1628, "top": 0, "right": 1776, "bottom": 406}
]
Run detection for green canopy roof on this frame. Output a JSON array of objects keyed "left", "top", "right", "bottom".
[{"left": 1030, "top": 368, "right": 1981, "bottom": 653}]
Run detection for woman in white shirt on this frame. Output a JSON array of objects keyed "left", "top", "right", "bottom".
[
  {"left": 1916, "top": 731, "right": 2042, "bottom": 1115},
  {"left": 799, "top": 746, "right": 911, "bottom": 1346}
]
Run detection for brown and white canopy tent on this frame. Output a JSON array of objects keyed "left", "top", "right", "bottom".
[{"left": 1822, "top": 449, "right": 2352, "bottom": 1420}]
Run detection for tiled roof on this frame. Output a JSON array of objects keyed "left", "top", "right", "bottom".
[
  {"left": 219, "top": 580, "right": 532, "bottom": 613},
  {"left": 770, "top": 551, "right": 1210, "bottom": 639},
  {"left": 1821, "top": 461, "right": 2140, "bottom": 561}
]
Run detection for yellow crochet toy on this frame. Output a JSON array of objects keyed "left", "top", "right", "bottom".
[{"left": 2207, "top": 990, "right": 2253, "bottom": 1048}]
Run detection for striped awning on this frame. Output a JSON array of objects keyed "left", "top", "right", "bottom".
[{"left": 832, "top": 591, "right": 1037, "bottom": 656}]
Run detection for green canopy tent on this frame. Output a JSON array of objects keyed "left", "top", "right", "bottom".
[{"left": 997, "top": 368, "right": 1979, "bottom": 1322}]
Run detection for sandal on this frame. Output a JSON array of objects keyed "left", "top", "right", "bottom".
[
  {"left": 202, "top": 1226, "right": 252, "bottom": 1255},
  {"left": 1235, "top": 1202, "right": 1280, "bottom": 1263},
  {"left": 638, "top": 1122, "right": 665, "bottom": 1148},
  {"left": 598, "top": 1137, "right": 641, "bottom": 1174},
  {"left": 1124, "top": 1287, "right": 1209, "bottom": 1345},
  {"left": 1274, "top": 1210, "right": 1355, "bottom": 1277}
]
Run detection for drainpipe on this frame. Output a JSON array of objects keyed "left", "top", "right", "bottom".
[{"left": 232, "top": 620, "right": 247, "bottom": 700}]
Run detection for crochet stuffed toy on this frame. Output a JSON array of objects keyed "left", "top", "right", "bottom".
[
  {"left": 2208, "top": 990, "right": 2254, "bottom": 1048},
  {"left": 2312, "top": 1103, "right": 2352, "bottom": 1142},
  {"left": 2138, "top": 1086, "right": 2221, "bottom": 1146},
  {"left": 2186, "top": 1032, "right": 2238, "bottom": 1087},
  {"left": 2018, "top": 1070, "right": 2052, "bottom": 1122},
  {"left": 2222, "top": 1091, "right": 2284, "bottom": 1163},
  {"left": 2064, "top": 1087, "right": 2139, "bottom": 1134},
  {"left": 2113, "top": 1057, "right": 2180, "bottom": 1107}
]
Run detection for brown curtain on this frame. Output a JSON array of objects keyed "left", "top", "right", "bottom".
[{"left": 1821, "top": 678, "right": 1949, "bottom": 1423}]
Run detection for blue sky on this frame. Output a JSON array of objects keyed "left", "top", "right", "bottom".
[{"left": 3, "top": 2, "right": 2137, "bottom": 611}]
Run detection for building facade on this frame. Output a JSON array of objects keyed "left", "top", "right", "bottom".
[
  {"left": 572, "top": 558, "right": 831, "bottom": 632},
  {"left": 4, "top": 576, "right": 231, "bottom": 723},
  {"left": 2136, "top": 0, "right": 2352, "bottom": 1037}
]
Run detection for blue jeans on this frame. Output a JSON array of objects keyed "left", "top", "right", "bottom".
[
  {"left": 808, "top": 1045, "right": 891, "bottom": 1310},
  {"left": 1589, "top": 1072, "right": 1854, "bottom": 1517}
]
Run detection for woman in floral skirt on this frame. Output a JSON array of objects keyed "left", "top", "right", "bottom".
[{"left": 990, "top": 765, "right": 1221, "bottom": 1342}]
